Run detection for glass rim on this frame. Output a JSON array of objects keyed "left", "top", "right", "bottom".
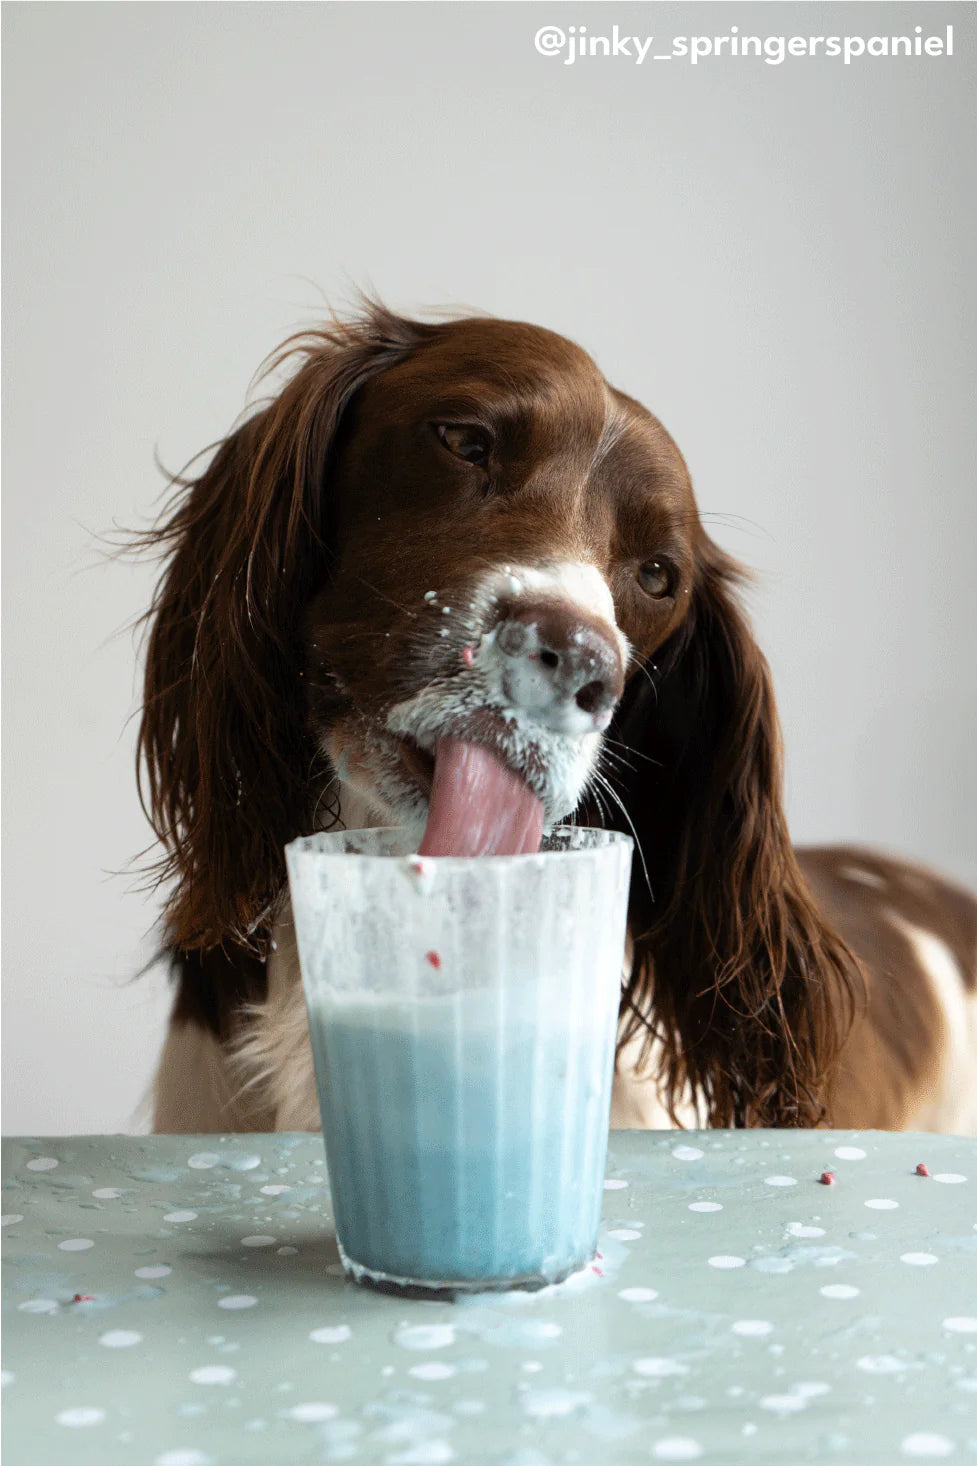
[{"left": 285, "top": 824, "right": 633, "bottom": 869}]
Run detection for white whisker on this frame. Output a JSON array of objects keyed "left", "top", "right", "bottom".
[
  {"left": 602, "top": 734, "right": 662, "bottom": 769},
  {"left": 589, "top": 767, "right": 653, "bottom": 902}
]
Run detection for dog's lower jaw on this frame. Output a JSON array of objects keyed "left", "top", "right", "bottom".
[
  {"left": 327, "top": 711, "right": 602, "bottom": 844},
  {"left": 322, "top": 725, "right": 428, "bottom": 842},
  {"left": 322, "top": 773, "right": 412, "bottom": 839},
  {"left": 384, "top": 700, "right": 602, "bottom": 832}
]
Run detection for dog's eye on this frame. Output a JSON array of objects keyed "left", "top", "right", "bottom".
[
  {"left": 435, "top": 423, "right": 491, "bottom": 468},
  {"left": 637, "top": 559, "right": 675, "bottom": 599}
]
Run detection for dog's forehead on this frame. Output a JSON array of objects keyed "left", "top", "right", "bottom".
[
  {"left": 363, "top": 317, "right": 610, "bottom": 421},
  {"left": 350, "top": 318, "right": 696, "bottom": 523},
  {"left": 595, "top": 388, "right": 697, "bottom": 516}
]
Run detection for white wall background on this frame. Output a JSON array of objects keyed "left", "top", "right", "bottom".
[{"left": 3, "top": 1, "right": 975, "bottom": 1135}]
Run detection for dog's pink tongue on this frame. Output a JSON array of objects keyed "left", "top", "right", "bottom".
[{"left": 418, "top": 736, "right": 544, "bottom": 857}]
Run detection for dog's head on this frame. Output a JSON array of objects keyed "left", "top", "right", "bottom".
[
  {"left": 139, "top": 300, "right": 862, "bottom": 1125},
  {"left": 304, "top": 312, "right": 701, "bottom": 856}
]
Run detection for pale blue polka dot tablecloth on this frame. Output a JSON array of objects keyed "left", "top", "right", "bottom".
[{"left": 2, "top": 1129, "right": 976, "bottom": 1464}]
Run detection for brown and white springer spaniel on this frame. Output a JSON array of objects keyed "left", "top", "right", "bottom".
[{"left": 139, "top": 301, "right": 977, "bottom": 1136}]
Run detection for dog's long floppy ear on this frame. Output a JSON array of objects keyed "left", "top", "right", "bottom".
[
  {"left": 137, "top": 302, "right": 434, "bottom": 959},
  {"left": 610, "top": 539, "right": 866, "bottom": 1127}
]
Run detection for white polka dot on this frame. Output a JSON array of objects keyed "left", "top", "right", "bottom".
[
  {"left": 820, "top": 1284, "right": 860, "bottom": 1299},
  {"left": 760, "top": 1395, "right": 806, "bottom": 1415},
  {"left": 522, "top": 1361, "right": 543, "bottom": 1373},
  {"left": 901, "top": 1433, "right": 955, "bottom": 1457},
  {"left": 218, "top": 1295, "right": 258, "bottom": 1310},
  {"left": 933, "top": 1173, "right": 967, "bottom": 1185},
  {"left": 857, "top": 1355, "right": 907, "bottom": 1374},
  {"left": 527, "top": 1321, "right": 562, "bottom": 1339},
  {"left": 865, "top": 1199, "right": 899, "bottom": 1210},
  {"left": 732, "top": 1320, "right": 774, "bottom": 1337},
  {"left": 834, "top": 1147, "right": 867, "bottom": 1160},
  {"left": 58, "top": 1238, "right": 94, "bottom": 1251},
  {"left": 260, "top": 1185, "right": 291, "bottom": 1196},
  {"left": 99, "top": 1331, "right": 141, "bottom": 1348},
  {"left": 310, "top": 1325, "right": 351, "bottom": 1344},
  {"left": 135, "top": 1265, "right": 172, "bottom": 1279},
  {"left": 386, "top": 1443, "right": 455, "bottom": 1463},
  {"left": 1, "top": 1371, "right": 14, "bottom": 1386},
  {"left": 603, "top": 1179, "right": 628, "bottom": 1190},
  {"left": 901, "top": 1253, "right": 938, "bottom": 1267},
  {"left": 522, "top": 1389, "right": 592, "bottom": 1418},
  {"left": 708, "top": 1255, "right": 746, "bottom": 1269},
  {"left": 633, "top": 1358, "right": 689, "bottom": 1377},
  {"left": 787, "top": 1223, "right": 825, "bottom": 1238},
  {"left": 229, "top": 1154, "right": 262, "bottom": 1171},
  {"left": 18, "top": 1298, "right": 58, "bottom": 1314},
  {"left": 277, "top": 1246, "right": 298, "bottom": 1256},
  {"left": 189, "top": 1366, "right": 237, "bottom": 1384},
  {"left": 942, "top": 1317, "right": 977, "bottom": 1333},
  {"left": 284, "top": 1402, "right": 338, "bottom": 1422},
  {"left": 164, "top": 1211, "right": 198, "bottom": 1223},
  {"left": 792, "top": 1381, "right": 831, "bottom": 1398},
  {"left": 92, "top": 1188, "right": 123, "bottom": 1200},
  {"left": 187, "top": 1152, "right": 221, "bottom": 1170},
  {"left": 764, "top": 1176, "right": 798, "bottom": 1187},
  {"left": 409, "top": 1362, "right": 457, "bottom": 1380},
  {"left": 240, "top": 1235, "right": 276, "bottom": 1248},
  {"left": 651, "top": 1439, "right": 703, "bottom": 1461},
  {"left": 26, "top": 1157, "right": 58, "bottom": 1171},
  {"left": 608, "top": 1228, "right": 641, "bottom": 1241},
  {"left": 156, "top": 1452, "right": 214, "bottom": 1466},
  {"left": 753, "top": 1257, "right": 795, "bottom": 1275},
  {"left": 56, "top": 1406, "right": 105, "bottom": 1427},
  {"left": 672, "top": 1145, "right": 704, "bottom": 1161},
  {"left": 619, "top": 1287, "right": 659, "bottom": 1303},
  {"left": 688, "top": 1201, "right": 722, "bottom": 1213},
  {"left": 393, "top": 1324, "right": 456, "bottom": 1350},
  {"left": 1, "top": 1215, "right": 24, "bottom": 1227}
]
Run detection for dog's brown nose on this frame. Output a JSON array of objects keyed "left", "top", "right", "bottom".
[{"left": 493, "top": 598, "right": 625, "bottom": 733}]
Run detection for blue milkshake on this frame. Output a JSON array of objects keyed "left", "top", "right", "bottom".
[
  {"left": 309, "top": 984, "right": 616, "bottom": 1286},
  {"left": 285, "top": 826, "right": 633, "bottom": 1293}
]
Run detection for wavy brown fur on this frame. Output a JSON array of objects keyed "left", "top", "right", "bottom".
[
  {"left": 610, "top": 542, "right": 866, "bottom": 1126},
  {"left": 135, "top": 305, "right": 437, "bottom": 955}
]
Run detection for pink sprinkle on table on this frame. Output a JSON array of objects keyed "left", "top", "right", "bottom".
[
  {"left": 462, "top": 645, "right": 475, "bottom": 666},
  {"left": 819, "top": 1171, "right": 835, "bottom": 1186},
  {"left": 915, "top": 1162, "right": 930, "bottom": 1177},
  {"left": 425, "top": 951, "right": 442, "bottom": 970}
]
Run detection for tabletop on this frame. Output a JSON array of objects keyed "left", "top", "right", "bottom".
[{"left": 2, "top": 1129, "right": 976, "bottom": 1464}]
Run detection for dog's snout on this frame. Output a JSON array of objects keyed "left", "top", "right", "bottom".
[{"left": 493, "top": 598, "right": 625, "bottom": 733}]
